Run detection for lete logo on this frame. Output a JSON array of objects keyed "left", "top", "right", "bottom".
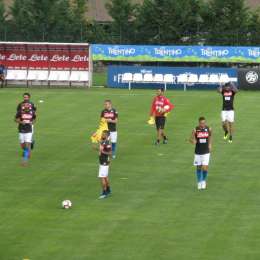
[{"left": 245, "top": 71, "right": 259, "bottom": 84}]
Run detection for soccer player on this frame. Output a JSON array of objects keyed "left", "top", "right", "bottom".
[
  {"left": 150, "top": 88, "right": 174, "bottom": 145},
  {"left": 101, "top": 100, "right": 118, "bottom": 159},
  {"left": 15, "top": 101, "right": 36, "bottom": 165},
  {"left": 218, "top": 82, "right": 238, "bottom": 143},
  {"left": 0, "top": 64, "right": 6, "bottom": 87},
  {"left": 190, "top": 116, "right": 212, "bottom": 190},
  {"left": 17, "top": 93, "right": 37, "bottom": 150},
  {"left": 98, "top": 130, "right": 112, "bottom": 199}
]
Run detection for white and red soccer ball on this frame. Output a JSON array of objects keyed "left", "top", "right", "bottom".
[{"left": 62, "top": 200, "right": 72, "bottom": 209}]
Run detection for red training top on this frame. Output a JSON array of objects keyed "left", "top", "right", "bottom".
[{"left": 150, "top": 95, "right": 174, "bottom": 117}]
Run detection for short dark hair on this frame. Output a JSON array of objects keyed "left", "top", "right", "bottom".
[
  {"left": 199, "top": 116, "right": 206, "bottom": 121},
  {"left": 23, "top": 92, "right": 31, "bottom": 97},
  {"left": 224, "top": 82, "right": 231, "bottom": 88},
  {"left": 104, "top": 99, "right": 111, "bottom": 103},
  {"left": 159, "top": 87, "right": 164, "bottom": 92},
  {"left": 102, "top": 130, "right": 110, "bottom": 136}
]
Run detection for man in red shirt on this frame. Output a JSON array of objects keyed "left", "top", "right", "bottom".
[{"left": 150, "top": 88, "right": 174, "bottom": 145}]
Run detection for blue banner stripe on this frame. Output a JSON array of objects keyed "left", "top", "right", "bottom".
[{"left": 92, "top": 44, "right": 260, "bottom": 63}]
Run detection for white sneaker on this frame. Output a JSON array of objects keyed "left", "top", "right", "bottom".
[
  {"left": 197, "top": 182, "right": 202, "bottom": 190},
  {"left": 201, "top": 181, "right": 207, "bottom": 190}
]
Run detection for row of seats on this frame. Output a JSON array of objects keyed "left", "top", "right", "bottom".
[
  {"left": 122, "top": 73, "right": 234, "bottom": 84},
  {"left": 5, "top": 69, "right": 89, "bottom": 82}
]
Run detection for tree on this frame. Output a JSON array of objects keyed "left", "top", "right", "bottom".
[
  {"left": 202, "top": 0, "right": 250, "bottom": 46},
  {"left": 0, "top": 0, "right": 5, "bottom": 25},
  {"left": 9, "top": 0, "right": 89, "bottom": 42},
  {"left": 70, "top": 0, "right": 89, "bottom": 42},
  {"left": 106, "top": 0, "right": 137, "bottom": 44},
  {"left": 247, "top": 8, "right": 260, "bottom": 45},
  {"left": 9, "top": 0, "right": 35, "bottom": 41},
  {"left": 0, "top": 0, "right": 7, "bottom": 40},
  {"left": 135, "top": 0, "right": 203, "bottom": 45}
]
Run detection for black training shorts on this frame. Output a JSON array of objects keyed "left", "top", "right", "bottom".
[{"left": 155, "top": 116, "right": 166, "bottom": 130}]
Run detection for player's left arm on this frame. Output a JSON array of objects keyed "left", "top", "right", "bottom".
[
  {"left": 32, "top": 112, "right": 37, "bottom": 124},
  {"left": 32, "top": 103, "right": 37, "bottom": 112},
  {"left": 208, "top": 128, "right": 213, "bottom": 152},
  {"left": 231, "top": 83, "right": 238, "bottom": 93},
  {"left": 163, "top": 98, "right": 174, "bottom": 113}
]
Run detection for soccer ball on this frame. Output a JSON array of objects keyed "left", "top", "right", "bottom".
[
  {"left": 62, "top": 200, "right": 72, "bottom": 209},
  {"left": 156, "top": 105, "right": 169, "bottom": 113},
  {"left": 164, "top": 105, "right": 170, "bottom": 111}
]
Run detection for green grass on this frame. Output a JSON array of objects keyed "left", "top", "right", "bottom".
[
  {"left": 93, "top": 71, "right": 107, "bottom": 86},
  {"left": 0, "top": 88, "right": 260, "bottom": 260}
]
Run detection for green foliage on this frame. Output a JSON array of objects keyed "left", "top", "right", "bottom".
[
  {"left": 0, "top": 0, "right": 6, "bottom": 26},
  {"left": 106, "top": 0, "right": 137, "bottom": 43},
  {"left": 135, "top": 0, "right": 204, "bottom": 44},
  {"left": 247, "top": 8, "right": 260, "bottom": 45},
  {"left": 8, "top": 0, "right": 88, "bottom": 42},
  {"left": 202, "top": 0, "right": 250, "bottom": 45},
  {"left": 1, "top": 0, "right": 260, "bottom": 45}
]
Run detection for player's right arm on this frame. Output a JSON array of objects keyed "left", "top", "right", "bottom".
[
  {"left": 15, "top": 111, "right": 21, "bottom": 124},
  {"left": 150, "top": 97, "right": 156, "bottom": 116},
  {"left": 189, "top": 129, "right": 197, "bottom": 144},
  {"left": 217, "top": 85, "right": 223, "bottom": 93}
]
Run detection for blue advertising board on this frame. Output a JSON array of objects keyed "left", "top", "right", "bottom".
[
  {"left": 107, "top": 65, "right": 238, "bottom": 90},
  {"left": 93, "top": 44, "right": 260, "bottom": 63}
]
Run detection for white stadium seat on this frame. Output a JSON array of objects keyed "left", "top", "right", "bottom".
[
  {"left": 38, "top": 70, "right": 49, "bottom": 81},
  {"left": 164, "top": 74, "right": 175, "bottom": 84},
  {"left": 132, "top": 73, "right": 143, "bottom": 82},
  {"left": 153, "top": 74, "right": 164, "bottom": 83},
  {"left": 209, "top": 74, "right": 220, "bottom": 84},
  {"left": 78, "top": 71, "right": 89, "bottom": 82},
  {"left": 199, "top": 74, "right": 209, "bottom": 83},
  {"left": 143, "top": 73, "right": 153, "bottom": 82},
  {"left": 48, "top": 70, "right": 70, "bottom": 81},
  {"left": 70, "top": 71, "right": 89, "bottom": 82},
  {"left": 70, "top": 71, "right": 80, "bottom": 81},
  {"left": 27, "top": 70, "right": 49, "bottom": 81},
  {"left": 187, "top": 74, "right": 199, "bottom": 83},
  {"left": 122, "top": 73, "right": 133, "bottom": 83},
  {"left": 48, "top": 71, "right": 59, "bottom": 81},
  {"left": 177, "top": 74, "right": 188, "bottom": 83},
  {"left": 6, "top": 70, "right": 27, "bottom": 81}
]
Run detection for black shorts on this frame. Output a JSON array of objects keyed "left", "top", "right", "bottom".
[{"left": 155, "top": 116, "right": 166, "bottom": 130}]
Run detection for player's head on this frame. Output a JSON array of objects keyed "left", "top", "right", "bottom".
[
  {"left": 104, "top": 100, "right": 112, "bottom": 110},
  {"left": 198, "top": 116, "right": 206, "bottom": 128},
  {"left": 101, "top": 130, "right": 110, "bottom": 140},
  {"left": 157, "top": 88, "right": 164, "bottom": 96},
  {"left": 23, "top": 93, "right": 31, "bottom": 102},
  {"left": 223, "top": 82, "right": 232, "bottom": 91}
]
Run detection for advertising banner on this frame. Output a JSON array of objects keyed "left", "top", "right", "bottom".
[
  {"left": 108, "top": 65, "right": 238, "bottom": 89},
  {"left": 238, "top": 68, "right": 260, "bottom": 90},
  {"left": 0, "top": 43, "right": 89, "bottom": 69},
  {"left": 93, "top": 44, "right": 260, "bottom": 63}
]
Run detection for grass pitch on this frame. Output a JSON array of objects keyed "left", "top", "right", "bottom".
[{"left": 0, "top": 88, "right": 260, "bottom": 260}]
